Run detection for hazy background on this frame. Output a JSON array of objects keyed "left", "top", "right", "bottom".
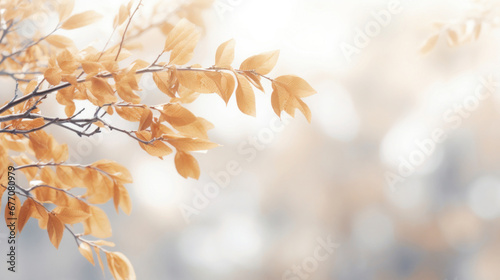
[{"left": 2, "top": 0, "right": 500, "bottom": 279}]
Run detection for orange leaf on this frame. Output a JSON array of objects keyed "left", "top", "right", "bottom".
[
  {"left": 153, "top": 72, "right": 176, "bottom": 98},
  {"left": 164, "top": 19, "right": 200, "bottom": 65},
  {"left": 61, "top": 11, "right": 102, "bottom": 30},
  {"left": 135, "top": 131, "right": 173, "bottom": 158},
  {"left": 44, "top": 68, "right": 62, "bottom": 85},
  {"left": 83, "top": 206, "right": 112, "bottom": 238},
  {"left": 115, "top": 106, "right": 145, "bottom": 122},
  {"left": 53, "top": 206, "right": 91, "bottom": 224},
  {"left": 168, "top": 137, "right": 219, "bottom": 152},
  {"left": 18, "top": 198, "right": 34, "bottom": 233},
  {"left": 160, "top": 103, "right": 197, "bottom": 126},
  {"left": 215, "top": 39, "right": 235, "bottom": 68},
  {"left": 106, "top": 252, "right": 136, "bottom": 280},
  {"left": 45, "top": 35, "right": 75, "bottom": 48},
  {"left": 235, "top": 74, "right": 256, "bottom": 116},
  {"left": 91, "top": 159, "right": 133, "bottom": 184},
  {"left": 113, "top": 183, "right": 132, "bottom": 215},
  {"left": 240, "top": 50, "right": 280, "bottom": 75},
  {"left": 47, "top": 213, "right": 64, "bottom": 249},
  {"left": 174, "top": 151, "right": 200, "bottom": 179},
  {"left": 78, "top": 242, "right": 95, "bottom": 265}
]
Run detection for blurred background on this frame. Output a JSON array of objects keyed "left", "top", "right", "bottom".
[{"left": 3, "top": 0, "right": 500, "bottom": 279}]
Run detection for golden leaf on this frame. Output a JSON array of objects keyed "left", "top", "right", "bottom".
[
  {"left": 91, "top": 159, "right": 133, "bottom": 184},
  {"left": 116, "top": 83, "right": 140, "bottom": 104},
  {"left": 106, "top": 252, "right": 136, "bottom": 280},
  {"left": 113, "top": 183, "right": 132, "bottom": 215},
  {"left": 168, "top": 137, "right": 219, "bottom": 152},
  {"left": 83, "top": 206, "right": 112, "bottom": 238},
  {"left": 175, "top": 151, "right": 200, "bottom": 179},
  {"left": 138, "top": 108, "right": 153, "bottom": 131},
  {"left": 81, "top": 62, "right": 102, "bottom": 75},
  {"left": 18, "top": 198, "right": 33, "bottom": 233},
  {"left": 135, "top": 131, "right": 173, "bottom": 158},
  {"left": 164, "top": 19, "right": 200, "bottom": 65},
  {"left": 115, "top": 106, "right": 145, "bottom": 122},
  {"left": 174, "top": 117, "right": 214, "bottom": 139},
  {"left": 272, "top": 75, "right": 316, "bottom": 122},
  {"left": 47, "top": 213, "right": 64, "bottom": 249},
  {"left": 243, "top": 72, "right": 264, "bottom": 92},
  {"left": 44, "top": 67, "right": 62, "bottom": 85},
  {"left": 45, "top": 35, "right": 75, "bottom": 49},
  {"left": 240, "top": 50, "right": 280, "bottom": 75},
  {"left": 215, "top": 39, "right": 235, "bottom": 68},
  {"left": 235, "top": 74, "right": 256, "bottom": 116},
  {"left": 61, "top": 11, "right": 103, "bottom": 30},
  {"left": 160, "top": 103, "right": 197, "bottom": 126},
  {"left": 153, "top": 72, "right": 176, "bottom": 98},
  {"left": 78, "top": 243, "right": 95, "bottom": 265},
  {"left": 94, "top": 247, "right": 105, "bottom": 273},
  {"left": 53, "top": 206, "right": 91, "bottom": 224}
]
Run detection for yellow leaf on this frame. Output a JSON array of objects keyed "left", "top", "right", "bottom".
[
  {"left": 113, "top": 183, "right": 132, "bottom": 215},
  {"left": 273, "top": 75, "right": 316, "bottom": 98},
  {"left": 94, "top": 247, "right": 105, "bottom": 273},
  {"left": 116, "top": 83, "right": 141, "bottom": 104},
  {"left": 44, "top": 67, "right": 62, "bottom": 85},
  {"left": 30, "top": 198, "right": 49, "bottom": 222},
  {"left": 138, "top": 109, "right": 153, "bottom": 131},
  {"left": 91, "top": 159, "right": 133, "bottom": 184},
  {"left": 115, "top": 106, "right": 145, "bottom": 122},
  {"left": 83, "top": 206, "right": 112, "bottom": 238},
  {"left": 18, "top": 198, "right": 33, "bottom": 233},
  {"left": 57, "top": 49, "right": 79, "bottom": 73},
  {"left": 81, "top": 62, "right": 102, "bottom": 75},
  {"left": 153, "top": 71, "right": 176, "bottom": 98},
  {"left": 168, "top": 137, "right": 219, "bottom": 152},
  {"left": 160, "top": 103, "right": 197, "bottom": 126},
  {"left": 78, "top": 243, "right": 95, "bottom": 265},
  {"left": 169, "top": 31, "right": 200, "bottom": 65},
  {"left": 135, "top": 131, "right": 173, "bottom": 158},
  {"left": 243, "top": 72, "right": 264, "bottom": 92},
  {"left": 215, "top": 39, "right": 235, "bottom": 67},
  {"left": 272, "top": 75, "right": 315, "bottom": 122},
  {"left": 164, "top": 18, "right": 197, "bottom": 52},
  {"left": 53, "top": 206, "right": 91, "bottom": 224},
  {"left": 47, "top": 213, "right": 64, "bottom": 249},
  {"left": 45, "top": 35, "right": 75, "bottom": 48},
  {"left": 177, "top": 70, "right": 219, "bottom": 94},
  {"left": 235, "top": 74, "right": 256, "bottom": 116},
  {"left": 61, "top": 11, "right": 102, "bottom": 30},
  {"left": 106, "top": 252, "right": 136, "bottom": 280},
  {"left": 175, "top": 151, "right": 200, "bottom": 179},
  {"left": 174, "top": 117, "right": 214, "bottom": 139},
  {"left": 90, "top": 77, "right": 117, "bottom": 105},
  {"left": 164, "top": 19, "right": 200, "bottom": 65},
  {"left": 240, "top": 50, "right": 280, "bottom": 75}
]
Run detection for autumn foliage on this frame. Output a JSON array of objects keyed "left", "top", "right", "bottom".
[{"left": 0, "top": 0, "right": 315, "bottom": 279}]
